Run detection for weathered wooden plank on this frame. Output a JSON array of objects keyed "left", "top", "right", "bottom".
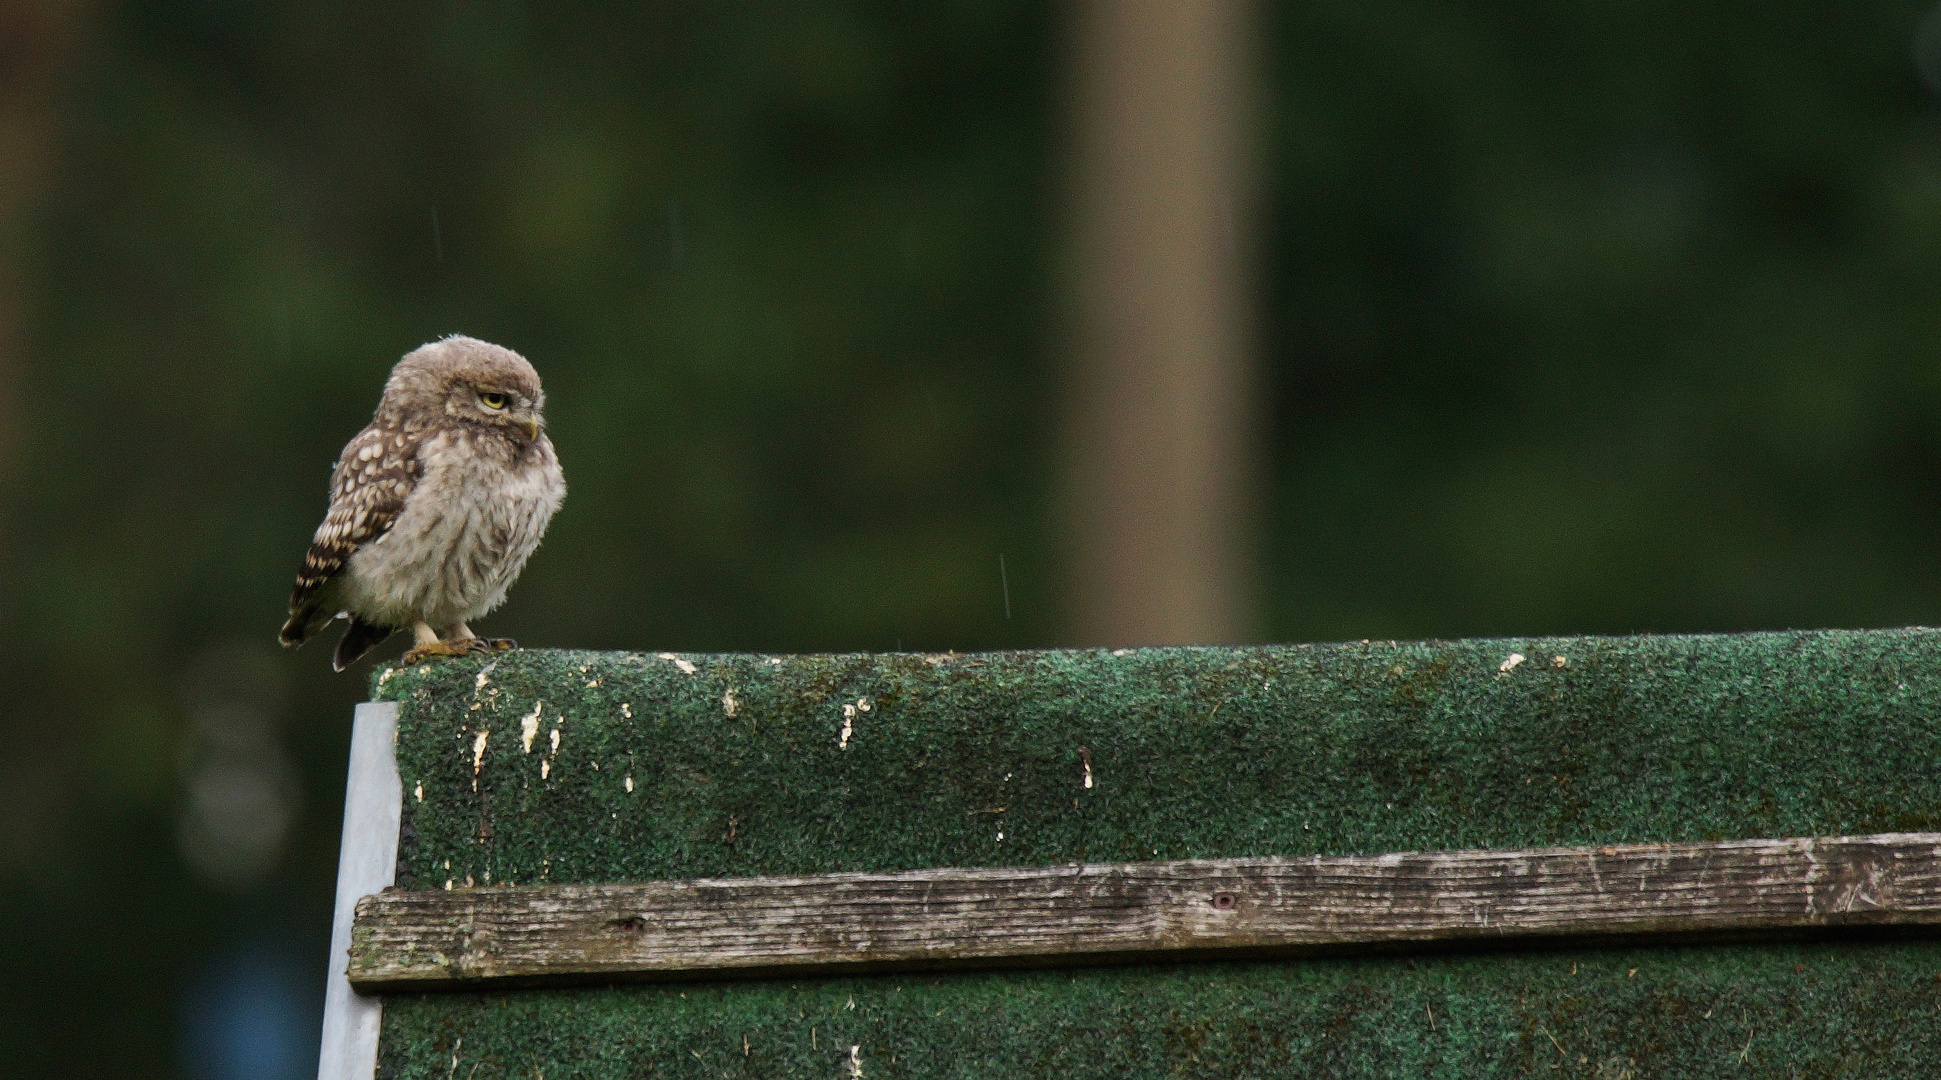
[{"left": 349, "top": 832, "right": 1941, "bottom": 991}]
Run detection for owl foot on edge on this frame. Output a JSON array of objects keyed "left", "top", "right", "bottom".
[{"left": 401, "top": 637, "right": 517, "bottom": 665}]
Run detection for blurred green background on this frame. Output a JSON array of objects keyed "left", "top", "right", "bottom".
[{"left": 8, "top": 1, "right": 1941, "bottom": 1076}]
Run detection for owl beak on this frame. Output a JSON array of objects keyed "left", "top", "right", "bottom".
[{"left": 521, "top": 417, "right": 541, "bottom": 441}]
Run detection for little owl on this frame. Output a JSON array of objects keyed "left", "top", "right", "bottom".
[{"left": 280, "top": 336, "right": 566, "bottom": 670}]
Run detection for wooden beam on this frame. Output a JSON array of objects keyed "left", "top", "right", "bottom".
[{"left": 349, "top": 833, "right": 1941, "bottom": 992}]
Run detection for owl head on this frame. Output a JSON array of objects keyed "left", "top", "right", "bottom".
[{"left": 381, "top": 335, "right": 548, "bottom": 443}]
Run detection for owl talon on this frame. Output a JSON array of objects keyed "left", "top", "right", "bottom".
[
  {"left": 401, "top": 637, "right": 517, "bottom": 664},
  {"left": 401, "top": 640, "right": 481, "bottom": 665}
]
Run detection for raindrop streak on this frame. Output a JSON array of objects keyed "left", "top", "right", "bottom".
[
  {"left": 668, "top": 202, "right": 684, "bottom": 266},
  {"left": 431, "top": 205, "right": 444, "bottom": 263},
  {"left": 999, "top": 555, "right": 1012, "bottom": 620}
]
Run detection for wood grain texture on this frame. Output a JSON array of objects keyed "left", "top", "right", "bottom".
[{"left": 349, "top": 832, "right": 1941, "bottom": 991}]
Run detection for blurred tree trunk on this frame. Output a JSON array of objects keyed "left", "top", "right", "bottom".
[
  {"left": 0, "top": 0, "right": 86, "bottom": 872},
  {"left": 0, "top": 0, "right": 87, "bottom": 537},
  {"left": 1060, "top": 0, "right": 1263, "bottom": 647}
]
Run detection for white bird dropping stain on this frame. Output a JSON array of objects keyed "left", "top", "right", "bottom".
[
  {"left": 656, "top": 652, "right": 698, "bottom": 675},
  {"left": 1499, "top": 652, "right": 1526, "bottom": 674},
  {"left": 1553, "top": 655, "right": 1568, "bottom": 668},
  {"left": 723, "top": 689, "right": 739, "bottom": 718},
  {"left": 619, "top": 703, "right": 632, "bottom": 719},
  {"left": 414, "top": 782, "right": 424, "bottom": 802},
  {"left": 540, "top": 760, "right": 550, "bottom": 780},
  {"left": 847, "top": 1045, "right": 863, "bottom": 1078},
  {"left": 839, "top": 704, "right": 856, "bottom": 749},
  {"left": 625, "top": 775, "right": 634, "bottom": 792},
  {"left": 520, "top": 702, "right": 544, "bottom": 752},
  {"left": 472, "top": 730, "right": 490, "bottom": 773},
  {"left": 549, "top": 727, "right": 560, "bottom": 755}
]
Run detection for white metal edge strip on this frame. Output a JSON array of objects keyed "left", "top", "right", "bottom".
[{"left": 318, "top": 702, "right": 402, "bottom": 1080}]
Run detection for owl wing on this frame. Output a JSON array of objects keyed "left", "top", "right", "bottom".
[{"left": 279, "top": 423, "right": 422, "bottom": 646}]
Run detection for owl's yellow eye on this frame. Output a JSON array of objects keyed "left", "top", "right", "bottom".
[{"left": 479, "top": 392, "right": 508, "bottom": 410}]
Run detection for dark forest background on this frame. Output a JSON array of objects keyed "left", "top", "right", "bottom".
[{"left": 8, "top": 2, "right": 1941, "bottom": 1076}]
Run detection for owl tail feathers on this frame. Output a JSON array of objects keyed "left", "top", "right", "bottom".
[
  {"left": 279, "top": 603, "right": 332, "bottom": 648},
  {"left": 333, "top": 617, "right": 396, "bottom": 672},
  {"left": 277, "top": 602, "right": 394, "bottom": 671}
]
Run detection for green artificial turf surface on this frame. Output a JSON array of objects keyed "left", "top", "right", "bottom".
[{"left": 367, "top": 630, "right": 1941, "bottom": 1077}]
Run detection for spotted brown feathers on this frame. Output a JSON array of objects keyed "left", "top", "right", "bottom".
[{"left": 280, "top": 423, "right": 422, "bottom": 645}]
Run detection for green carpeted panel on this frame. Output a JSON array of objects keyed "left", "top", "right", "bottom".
[
  {"left": 377, "top": 945, "right": 1941, "bottom": 1078},
  {"left": 369, "top": 630, "right": 1941, "bottom": 1077}
]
